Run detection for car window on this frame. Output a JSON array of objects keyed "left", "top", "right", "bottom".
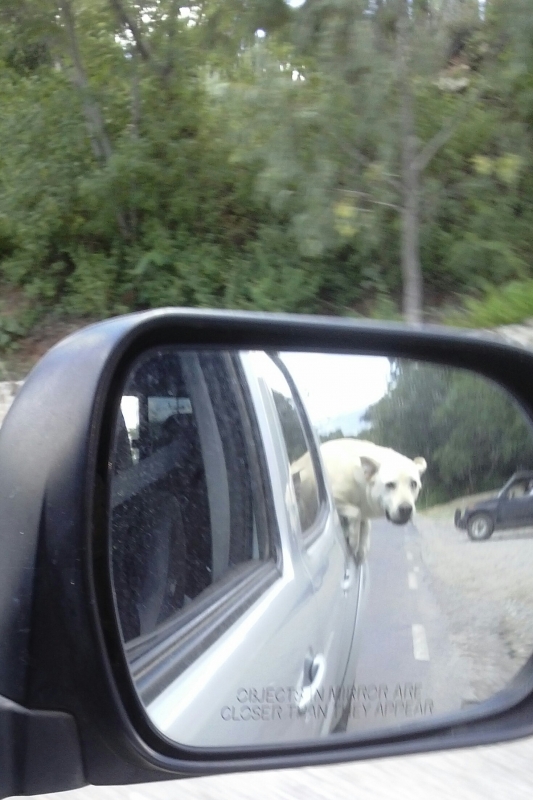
[
  {"left": 260, "top": 355, "right": 321, "bottom": 534},
  {"left": 508, "top": 480, "right": 528, "bottom": 498},
  {"left": 110, "top": 349, "right": 274, "bottom": 644}
]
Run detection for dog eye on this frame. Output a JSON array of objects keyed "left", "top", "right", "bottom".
[
  {"left": 410, "top": 480, "right": 418, "bottom": 490},
  {"left": 385, "top": 482, "right": 397, "bottom": 490}
]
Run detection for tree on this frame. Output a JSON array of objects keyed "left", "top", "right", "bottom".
[
  {"left": 362, "top": 359, "right": 533, "bottom": 503},
  {"left": 0, "top": 0, "right": 532, "bottom": 330},
  {"left": 233, "top": 0, "right": 492, "bottom": 322},
  {"left": 0, "top": 0, "right": 329, "bottom": 321},
  {"left": 360, "top": 359, "right": 450, "bottom": 490}
]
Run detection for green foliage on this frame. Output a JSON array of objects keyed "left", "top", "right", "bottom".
[
  {"left": 320, "top": 428, "right": 344, "bottom": 444},
  {"left": 446, "top": 280, "right": 533, "bottom": 328},
  {"left": 0, "top": 317, "right": 26, "bottom": 350},
  {"left": 0, "top": 301, "right": 36, "bottom": 350},
  {"left": 1, "top": 0, "right": 533, "bottom": 332},
  {"left": 367, "top": 293, "right": 403, "bottom": 321},
  {"left": 361, "top": 360, "right": 533, "bottom": 504}
]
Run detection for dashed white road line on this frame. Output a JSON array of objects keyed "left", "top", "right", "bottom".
[
  {"left": 408, "top": 571, "right": 418, "bottom": 590},
  {"left": 412, "top": 624, "right": 430, "bottom": 661}
]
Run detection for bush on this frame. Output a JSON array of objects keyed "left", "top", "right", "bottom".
[{"left": 446, "top": 280, "right": 533, "bottom": 328}]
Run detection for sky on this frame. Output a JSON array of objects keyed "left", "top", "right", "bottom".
[
  {"left": 280, "top": 352, "right": 391, "bottom": 428},
  {"left": 120, "top": 352, "right": 392, "bottom": 435}
]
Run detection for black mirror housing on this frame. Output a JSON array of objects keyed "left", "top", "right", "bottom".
[{"left": 1, "top": 309, "right": 533, "bottom": 796}]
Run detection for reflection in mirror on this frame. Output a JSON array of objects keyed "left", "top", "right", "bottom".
[{"left": 108, "top": 349, "right": 533, "bottom": 748}]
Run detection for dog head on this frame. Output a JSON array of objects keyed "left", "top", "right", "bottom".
[{"left": 361, "top": 452, "right": 427, "bottom": 525}]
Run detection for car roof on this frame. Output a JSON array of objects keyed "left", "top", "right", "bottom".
[
  {"left": 498, "top": 471, "right": 533, "bottom": 494},
  {"left": 509, "top": 471, "right": 533, "bottom": 480}
]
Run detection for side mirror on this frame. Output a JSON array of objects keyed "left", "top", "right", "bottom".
[{"left": 1, "top": 309, "right": 533, "bottom": 796}]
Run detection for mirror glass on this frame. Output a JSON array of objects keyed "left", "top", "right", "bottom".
[{"left": 108, "top": 349, "right": 533, "bottom": 747}]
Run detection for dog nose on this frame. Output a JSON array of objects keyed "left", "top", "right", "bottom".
[{"left": 397, "top": 504, "right": 413, "bottom": 522}]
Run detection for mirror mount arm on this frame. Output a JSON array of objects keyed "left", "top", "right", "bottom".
[{"left": 0, "top": 695, "right": 84, "bottom": 798}]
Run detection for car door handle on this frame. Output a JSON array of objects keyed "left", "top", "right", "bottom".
[
  {"left": 342, "top": 565, "right": 352, "bottom": 591},
  {"left": 297, "top": 654, "right": 326, "bottom": 711}
]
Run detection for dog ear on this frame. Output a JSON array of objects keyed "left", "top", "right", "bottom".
[
  {"left": 414, "top": 457, "right": 427, "bottom": 476},
  {"left": 360, "top": 456, "right": 380, "bottom": 482}
]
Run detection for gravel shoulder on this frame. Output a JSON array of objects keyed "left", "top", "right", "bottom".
[{"left": 416, "top": 507, "right": 533, "bottom": 704}]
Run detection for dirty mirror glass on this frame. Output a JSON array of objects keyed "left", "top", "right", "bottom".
[{"left": 108, "top": 348, "right": 533, "bottom": 748}]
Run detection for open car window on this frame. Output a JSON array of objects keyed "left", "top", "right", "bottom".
[
  {"left": 109, "top": 350, "right": 275, "bottom": 649},
  {"left": 257, "top": 354, "right": 324, "bottom": 537}
]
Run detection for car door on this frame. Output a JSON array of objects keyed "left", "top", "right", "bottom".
[
  {"left": 249, "top": 352, "right": 362, "bottom": 733},
  {"left": 111, "top": 347, "right": 352, "bottom": 747},
  {"left": 498, "top": 478, "right": 533, "bottom": 527}
]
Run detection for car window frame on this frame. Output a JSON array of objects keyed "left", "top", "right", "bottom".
[
  {"left": 109, "top": 348, "right": 283, "bottom": 701},
  {"left": 266, "top": 352, "right": 330, "bottom": 547}
]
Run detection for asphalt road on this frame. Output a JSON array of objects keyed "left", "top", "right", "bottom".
[{"left": 345, "top": 518, "right": 470, "bottom": 735}]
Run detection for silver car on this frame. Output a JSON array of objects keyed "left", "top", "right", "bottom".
[{"left": 110, "top": 348, "right": 365, "bottom": 747}]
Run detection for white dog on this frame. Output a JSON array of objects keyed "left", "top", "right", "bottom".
[{"left": 319, "top": 438, "right": 427, "bottom": 563}]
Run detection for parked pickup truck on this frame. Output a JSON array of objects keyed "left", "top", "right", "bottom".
[{"left": 454, "top": 471, "right": 533, "bottom": 540}]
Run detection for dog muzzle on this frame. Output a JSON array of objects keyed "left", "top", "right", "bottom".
[{"left": 386, "top": 506, "right": 413, "bottom": 525}]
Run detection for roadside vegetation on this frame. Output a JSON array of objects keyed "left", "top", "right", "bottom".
[
  {"left": 359, "top": 360, "right": 533, "bottom": 506},
  {"left": 1, "top": 0, "right": 533, "bottom": 363}
]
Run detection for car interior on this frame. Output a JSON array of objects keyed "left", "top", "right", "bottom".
[{"left": 110, "top": 351, "right": 260, "bottom": 643}]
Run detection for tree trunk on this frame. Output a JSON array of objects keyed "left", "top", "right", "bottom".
[
  {"left": 108, "top": 0, "right": 152, "bottom": 63},
  {"left": 401, "top": 157, "right": 422, "bottom": 326},
  {"left": 131, "top": 51, "right": 141, "bottom": 136},
  {"left": 162, "top": 0, "right": 181, "bottom": 79},
  {"left": 397, "top": 13, "right": 423, "bottom": 326},
  {"left": 60, "top": 1, "right": 130, "bottom": 239},
  {"left": 60, "top": 1, "right": 113, "bottom": 162}
]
